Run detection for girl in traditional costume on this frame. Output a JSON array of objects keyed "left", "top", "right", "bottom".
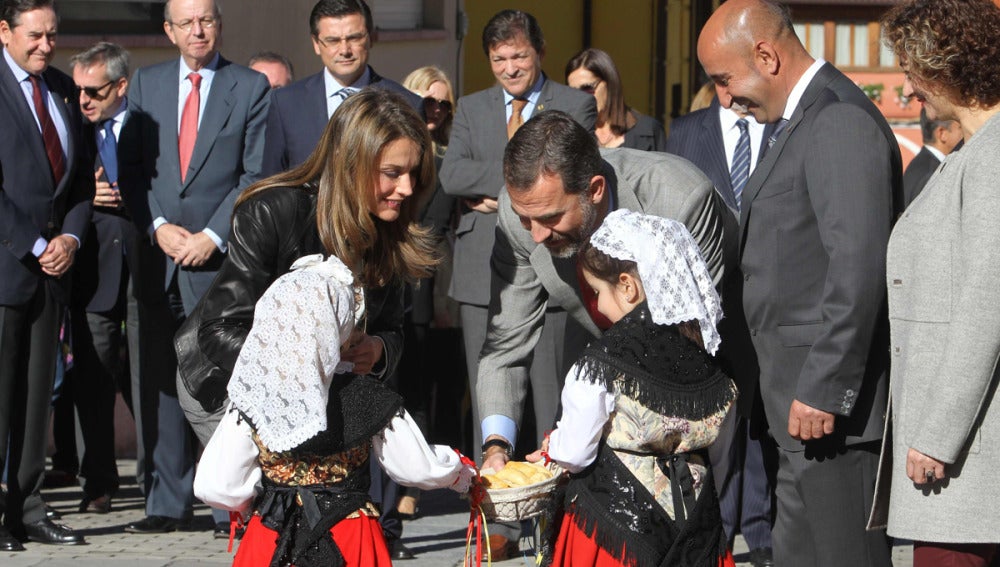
[{"left": 532, "top": 209, "right": 737, "bottom": 567}]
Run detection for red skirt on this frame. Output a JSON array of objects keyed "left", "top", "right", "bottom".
[
  {"left": 233, "top": 513, "right": 393, "bottom": 567},
  {"left": 550, "top": 513, "right": 736, "bottom": 567}
]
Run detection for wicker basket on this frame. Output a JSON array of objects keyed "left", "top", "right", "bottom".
[{"left": 479, "top": 462, "right": 562, "bottom": 522}]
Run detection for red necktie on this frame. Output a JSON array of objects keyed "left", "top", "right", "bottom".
[
  {"left": 178, "top": 72, "right": 202, "bottom": 183},
  {"left": 576, "top": 262, "right": 613, "bottom": 331},
  {"left": 28, "top": 75, "right": 65, "bottom": 184}
]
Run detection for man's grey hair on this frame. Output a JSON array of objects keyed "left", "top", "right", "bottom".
[
  {"left": 69, "top": 41, "right": 131, "bottom": 82},
  {"left": 164, "top": 0, "right": 222, "bottom": 22}
]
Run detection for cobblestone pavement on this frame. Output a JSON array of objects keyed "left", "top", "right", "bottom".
[{"left": 3, "top": 460, "right": 914, "bottom": 566}]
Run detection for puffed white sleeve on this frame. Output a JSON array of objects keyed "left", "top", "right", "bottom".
[
  {"left": 372, "top": 410, "right": 477, "bottom": 493},
  {"left": 546, "top": 363, "right": 616, "bottom": 473}
]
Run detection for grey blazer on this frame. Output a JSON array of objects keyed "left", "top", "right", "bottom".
[
  {"left": 440, "top": 78, "right": 596, "bottom": 306},
  {"left": 119, "top": 56, "right": 270, "bottom": 313},
  {"left": 739, "top": 62, "right": 901, "bottom": 451},
  {"left": 476, "top": 147, "right": 726, "bottom": 427},
  {"left": 873, "top": 112, "right": 1000, "bottom": 543}
]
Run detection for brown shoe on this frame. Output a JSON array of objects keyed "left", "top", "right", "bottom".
[
  {"left": 78, "top": 494, "right": 112, "bottom": 514},
  {"left": 483, "top": 534, "right": 519, "bottom": 562}
]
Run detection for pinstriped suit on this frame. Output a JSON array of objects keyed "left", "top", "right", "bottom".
[{"left": 665, "top": 99, "right": 775, "bottom": 552}]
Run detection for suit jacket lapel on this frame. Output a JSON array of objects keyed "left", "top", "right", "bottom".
[
  {"left": 183, "top": 58, "right": 236, "bottom": 190},
  {"left": 0, "top": 62, "right": 54, "bottom": 183},
  {"left": 489, "top": 85, "right": 508, "bottom": 155},
  {"left": 307, "top": 72, "right": 328, "bottom": 146},
  {"left": 157, "top": 60, "right": 183, "bottom": 189},
  {"left": 739, "top": 65, "right": 834, "bottom": 242}
]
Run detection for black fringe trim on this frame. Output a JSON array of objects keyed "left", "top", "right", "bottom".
[{"left": 575, "top": 354, "right": 737, "bottom": 422}]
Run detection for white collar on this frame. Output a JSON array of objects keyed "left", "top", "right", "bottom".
[
  {"left": 781, "top": 58, "right": 825, "bottom": 121},
  {"left": 925, "top": 145, "right": 946, "bottom": 162},
  {"left": 178, "top": 52, "right": 220, "bottom": 82},
  {"left": 325, "top": 65, "right": 371, "bottom": 96}
]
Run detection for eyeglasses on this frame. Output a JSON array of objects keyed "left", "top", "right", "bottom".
[
  {"left": 575, "top": 82, "right": 600, "bottom": 94},
  {"left": 315, "top": 31, "right": 369, "bottom": 49},
  {"left": 75, "top": 80, "right": 116, "bottom": 99},
  {"left": 422, "top": 96, "right": 452, "bottom": 113},
  {"left": 169, "top": 16, "right": 218, "bottom": 32}
]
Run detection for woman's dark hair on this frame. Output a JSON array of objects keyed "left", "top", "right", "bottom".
[
  {"left": 579, "top": 238, "right": 704, "bottom": 349},
  {"left": 565, "top": 48, "right": 635, "bottom": 136},
  {"left": 882, "top": 0, "right": 1000, "bottom": 108}
]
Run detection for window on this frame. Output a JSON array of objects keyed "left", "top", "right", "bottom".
[
  {"left": 58, "top": 1, "right": 166, "bottom": 35},
  {"left": 371, "top": 0, "right": 422, "bottom": 31},
  {"left": 793, "top": 22, "right": 825, "bottom": 61},
  {"left": 795, "top": 19, "right": 896, "bottom": 71}
]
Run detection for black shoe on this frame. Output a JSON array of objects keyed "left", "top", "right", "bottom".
[
  {"left": 124, "top": 515, "right": 187, "bottom": 534},
  {"left": 388, "top": 538, "right": 415, "bottom": 560},
  {"left": 213, "top": 521, "right": 242, "bottom": 539},
  {"left": 749, "top": 547, "right": 774, "bottom": 567},
  {"left": 0, "top": 525, "right": 25, "bottom": 552},
  {"left": 78, "top": 493, "right": 113, "bottom": 514},
  {"left": 44, "top": 503, "right": 62, "bottom": 520},
  {"left": 23, "top": 518, "right": 86, "bottom": 545}
]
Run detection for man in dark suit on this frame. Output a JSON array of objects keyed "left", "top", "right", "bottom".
[
  {"left": 439, "top": 11, "right": 596, "bottom": 559},
  {"left": 261, "top": 0, "right": 420, "bottom": 176},
  {"left": 698, "top": 1, "right": 900, "bottom": 565},
  {"left": 666, "top": 99, "right": 775, "bottom": 567},
  {"left": 68, "top": 40, "right": 138, "bottom": 517},
  {"left": 117, "top": 0, "right": 269, "bottom": 535},
  {"left": 902, "top": 106, "right": 962, "bottom": 208},
  {"left": 0, "top": 0, "right": 91, "bottom": 549}
]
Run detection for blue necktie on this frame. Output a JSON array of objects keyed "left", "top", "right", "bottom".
[
  {"left": 731, "top": 118, "right": 751, "bottom": 211},
  {"left": 767, "top": 118, "right": 789, "bottom": 149},
  {"left": 336, "top": 87, "right": 358, "bottom": 102},
  {"left": 98, "top": 119, "right": 118, "bottom": 185}
]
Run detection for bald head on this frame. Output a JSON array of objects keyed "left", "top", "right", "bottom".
[{"left": 697, "top": 0, "right": 812, "bottom": 123}]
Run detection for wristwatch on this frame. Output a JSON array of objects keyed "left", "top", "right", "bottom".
[{"left": 481, "top": 438, "right": 513, "bottom": 460}]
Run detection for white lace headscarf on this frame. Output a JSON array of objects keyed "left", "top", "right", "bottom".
[
  {"left": 589, "top": 209, "right": 723, "bottom": 355},
  {"left": 227, "top": 254, "right": 365, "bottom": 452}
]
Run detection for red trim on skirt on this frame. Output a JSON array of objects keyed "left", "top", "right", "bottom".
[
  {"left": 550, "top": 512, "right": 735, "bottom": 567},
  {"left": 233, "top": 513, "right": 393, "bottom": 566}
]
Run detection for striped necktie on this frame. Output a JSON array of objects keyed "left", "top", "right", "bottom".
[{"left": 730, "top": 118, "right": 751, "bottom": 211}]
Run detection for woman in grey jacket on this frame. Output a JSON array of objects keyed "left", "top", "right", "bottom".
[{"left": 878, "top": 1, "right": 1000, "bottom": 565}]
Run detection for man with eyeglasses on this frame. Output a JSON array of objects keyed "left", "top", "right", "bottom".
[
  {"left": 0, "top": 0, "right": 93, "bottom": 550},
  {"left": 438, "top": 9, "right": 595, "bottom": 561},
  {"left": 65, "top": 40, "right": 139, "bottom": 521},
  {"left": 261, "top": 0, "right": 420, "bottom": 176},
  {"left": 117, "top": 0, "right": 270, "bottom": 536}
]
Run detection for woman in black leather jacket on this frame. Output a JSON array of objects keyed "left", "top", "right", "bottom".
[{"left": 176, "top": 88, "right": 438, "bottom": 426}]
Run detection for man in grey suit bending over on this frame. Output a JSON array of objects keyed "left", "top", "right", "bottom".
[
  {"left": 118, "top": 0, "right": 269, "bottom": 536},
  {"left": 439, "top": 12, "right": 595, "bottom": 557},
  {"left": 698, "top": 1, "right": 900, "bottom": 565},
  {"left": 478, "top": 110, "right": 725, "bottom": 484}
]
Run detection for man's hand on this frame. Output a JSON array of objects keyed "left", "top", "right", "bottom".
[
  {"left": 463, "top": 197, "right": 499, "bottom": 214},
  {"left": 38, "top": 235, "right": 79, "bottom": 277},
  {"left": 906, "top": 447, "right": 945, "bottom": 485},
  {"left": 93, "top": 167, "right": 123, "bottom": 209},
  {"left": 153, "top": 223, "right": 191, "bottom": 260},
  {"left": 788, "top": 399, "right": 835, "bottom": 441},
  {"left": 482, "top": 435, "right": 511, "bottom": 474},
  {"left": 174, "top": 231, "right": 218, "bottom": 267},
  {"left": 340, "top": 331, "right": 384, "bottom": 375}
]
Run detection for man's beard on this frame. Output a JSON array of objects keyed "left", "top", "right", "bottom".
[{"left": 547, "top": 195, "right": 599, "bottom": 259}]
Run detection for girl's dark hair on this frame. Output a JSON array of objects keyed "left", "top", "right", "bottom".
[{"left": 578, "top": 239, "right": 704, "bottom": 349}]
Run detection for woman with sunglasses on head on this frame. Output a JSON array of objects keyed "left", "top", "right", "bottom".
[
  {"left": 874, "top": 1, "right": 1000, "bottom": 565},
  {"left": 179, "top": 89, "right": 475, "bottom": 565},
  {"left": 565, "top": 48, "right": 666, "bottom": 152}
]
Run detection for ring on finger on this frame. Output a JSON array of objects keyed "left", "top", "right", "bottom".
[{"left": 925, "top": 470, "right": 935, "bottom": 483}]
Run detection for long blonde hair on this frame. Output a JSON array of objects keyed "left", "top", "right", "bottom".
[{"left": 236, "top": 89, "right": 439, "bottom": 287}]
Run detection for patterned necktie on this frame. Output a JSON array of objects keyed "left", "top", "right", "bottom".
[
  {"left": 336, "top": 87, "right": 358, "bottom": 102},
  {"left": 178, "top": 72, "right": 202, "bottom": 183},
  {"left": 99, "top": 119, "right": 118, "bottom": 185},
  {"left": 730, "top": 118, "right": 751, "bottom": 211},
  {"left": 507, "top": 98, "right": 527, "bottom": 140},
  {"left": 28, "top": 75, "right": 65, "bottom": 183},
  {"left": 767, "top": 118, "right": 789, "bottom": 150}
]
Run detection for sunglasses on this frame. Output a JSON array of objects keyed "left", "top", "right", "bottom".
[
  {"left": 75, "top": 80, "right": 116, "bottom": 99},
  {"left": 422, "top": 96, "right": 453, "bottom": 113},
  {"left": 575, "top": 82, "right": 600, "bottom": 94}
]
